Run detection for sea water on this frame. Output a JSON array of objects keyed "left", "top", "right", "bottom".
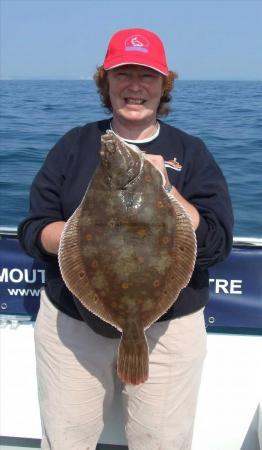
[{"left": 0, "top": 79, "right": 261, "bottom": 237}]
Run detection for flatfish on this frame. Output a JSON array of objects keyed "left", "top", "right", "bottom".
[{"left": 58, "top": 130, "right": 196, "bottom": 385}]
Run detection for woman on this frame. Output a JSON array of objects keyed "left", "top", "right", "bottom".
[{"left": 19, "top": 28, "right": 234, "bottom": 450}]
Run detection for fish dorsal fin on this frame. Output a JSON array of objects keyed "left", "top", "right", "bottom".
[{"left": 58, "top": 206, "right": 119, "bottom": 330}]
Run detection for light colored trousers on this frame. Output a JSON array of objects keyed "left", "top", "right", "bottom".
[{"left": 35, "top": 289, "right": 207, "bottom": 450}]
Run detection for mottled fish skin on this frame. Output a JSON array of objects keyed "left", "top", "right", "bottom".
[{"left": 58, "top": 130, "right": 196, "bottom": 385}]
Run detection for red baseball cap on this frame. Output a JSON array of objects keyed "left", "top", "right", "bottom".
[{"left": 103, "top": 28, "right": 169, "bottom": 76}]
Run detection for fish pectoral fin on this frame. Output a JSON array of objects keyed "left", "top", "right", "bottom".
[{"left": 117, "top": 331, "right": 149, "bottom": 385}]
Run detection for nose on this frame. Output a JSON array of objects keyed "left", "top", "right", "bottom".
[{"left": 128, "top": 74, "right": 142, "bottom": 92}]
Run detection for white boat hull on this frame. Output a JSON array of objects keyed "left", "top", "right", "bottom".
[{"left": 1, "top": 323, "right": 261, "bottom": 449}]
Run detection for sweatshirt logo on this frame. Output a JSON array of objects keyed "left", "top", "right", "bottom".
[{"left": 165, "top": 158, "right": 182, "bottom": 172}]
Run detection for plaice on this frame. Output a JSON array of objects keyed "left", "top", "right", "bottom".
[{"left": 58, "top": 130, "right": 196, "bottom": 385}]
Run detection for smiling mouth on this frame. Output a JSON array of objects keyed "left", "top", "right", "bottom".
[{"left": 125, "top": 98, "right": 146, "bottom": 105}]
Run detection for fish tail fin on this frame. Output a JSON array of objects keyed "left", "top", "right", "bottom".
[{"left": 117, "top": 332, "right": 149, "bottom": 385}]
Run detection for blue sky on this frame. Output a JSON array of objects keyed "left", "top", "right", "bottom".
[{"left": 1, "top": 0, "right": 261, "bottom": 80}]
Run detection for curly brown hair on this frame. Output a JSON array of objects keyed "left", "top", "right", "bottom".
[{"left": 94, "top": 65, "right": 178, "bottom": 116}]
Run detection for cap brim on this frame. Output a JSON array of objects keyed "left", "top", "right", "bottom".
[{"left": 104, "top": 61, "right": 168, "bottom": 76}]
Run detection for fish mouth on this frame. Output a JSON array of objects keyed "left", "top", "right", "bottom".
[{"left": 100, "top": 131, "right": 144, "bottom": 189}]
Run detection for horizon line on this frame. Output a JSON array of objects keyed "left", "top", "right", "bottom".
[{"left": 1, "top": 77, "right": 261, "bottom": 82}]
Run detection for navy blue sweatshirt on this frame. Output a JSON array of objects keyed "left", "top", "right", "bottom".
[{"left": 18, "top": 119, "right": 234, "bottom": 331}]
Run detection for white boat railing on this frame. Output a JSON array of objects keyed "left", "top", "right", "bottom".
[{"left": 1, "top": 225, "right": 262, "bottom": 246}]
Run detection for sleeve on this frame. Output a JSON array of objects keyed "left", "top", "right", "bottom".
[
  {"left": 182, "top": 137, "right": 234, "bottom": 270},
  {"left": 18, "top": 127, "right": 79, "bottom": 262}
]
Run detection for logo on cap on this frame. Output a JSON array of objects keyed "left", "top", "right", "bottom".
[{"left": 125, "top": 35, "right": 149, "bottom": 53}]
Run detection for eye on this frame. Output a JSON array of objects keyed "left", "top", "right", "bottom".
[
  {"left": 117, "top": 72, "right": 129, "bottom": 81},
  {"left": 141, "top": 72, "right": 160, "bottom": 82}
]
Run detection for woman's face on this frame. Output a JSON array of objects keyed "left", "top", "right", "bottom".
[{"left": 107, "top": 65, "right": 164, "bottom": 126}]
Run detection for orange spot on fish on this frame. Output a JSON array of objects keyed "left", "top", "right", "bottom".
[
  {"left": 121, "top": 282, "right": 129, "bottom": 289},
  {"left": 85, "top": 233, "right": 93, "bottom": 241},
  {"left": 137, "top": 256, "right": 145, "bottom": 263},
  {"left": 157, "top": 201, "right": 164, "bottom": 208},
  {"left": 91, "top": 260, "right": 98, "bottom": 268},
  {"left": 153, "top": 280, "right": 160, "bottom": 287},
  {"left": 137, "top": 228, "right": 147, "bottom": 238}
]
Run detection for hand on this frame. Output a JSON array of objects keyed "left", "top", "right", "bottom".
[
  {"left": 144, "top": 154, "right": 169, "bottom": 184},
  {"left": 41, "top": 221, "right": 65, "bottom": 255},
  {"left": 144, "top": 154, "right": 200, "bottom": 230}
]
